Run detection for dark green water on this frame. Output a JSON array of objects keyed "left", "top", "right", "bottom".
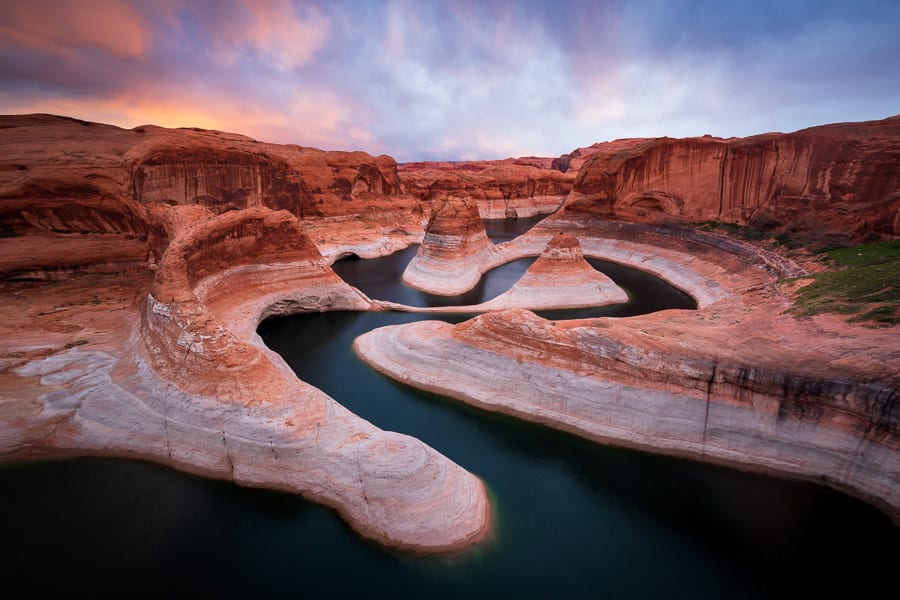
[{"left": 1, "top": 218, "right": 897, "bottom": 597}]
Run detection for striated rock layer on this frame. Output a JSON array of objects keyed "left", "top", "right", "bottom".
[
  {"left": 2, "top": 111, "right": 899, "bottom": 547},
  {"left": 358, "top": 217, "right": 900, "bottom": 523},
  {"left": 402, "top": 195, "right": 500, "bottom": 295},
  {"left": 566, "top": 116, "right": 900, "bottom": 245}
]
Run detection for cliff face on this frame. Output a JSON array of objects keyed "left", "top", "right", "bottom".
[
  {"left": 567, "top": 116, "right": 900, "bottom": 244},
  {"left": 0, "top": 114, "right": 418, "bottom": 279},
  {"left": 550, "top": 139, "right": 646, "bottom": 174},
  {"left": 399, "top": 160, "right": 573, "bottom": 219},
  {"left": 131, "top": 139, "right": 406, "bottom": 218}
]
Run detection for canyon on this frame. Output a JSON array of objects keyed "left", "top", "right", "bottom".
[{"left": 0, "top": 112, "right": 898, "bottom": 560}]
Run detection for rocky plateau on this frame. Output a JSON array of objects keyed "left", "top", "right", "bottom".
[{"left": 1, "top": 113, "right": 898, "bottom": 553}]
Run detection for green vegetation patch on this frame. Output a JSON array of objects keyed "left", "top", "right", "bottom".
[{"left": 792, "top": 240, "right": 900, "bottom": 326}]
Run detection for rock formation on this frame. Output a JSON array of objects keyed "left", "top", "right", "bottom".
[
  {"left": 0, "top": 114, "right": 424, "bottom": 279},
  {"left": 476, "top": 232, "right": 628, "bottom": 310},
  {"left": 0, "top": 115, "right": 491, "bottom": 553},
  {"left": 402, "top": 195, "right": 500, "bottom": 295},
  {"left": 550, "top": 139, "right": 646, "bottom": 174},
  {"left": 565, "top": 116, "right": 900, "bottom": 246},
  {"left": 399, "top": 160, "right": 572, "bottom": 218},
  {"left": 358, "top": 217, "right": 900, "bottom": 522}
]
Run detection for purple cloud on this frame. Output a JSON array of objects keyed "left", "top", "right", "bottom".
[{"left": 0, "top": 0, "right": 897, "bottom": 161}]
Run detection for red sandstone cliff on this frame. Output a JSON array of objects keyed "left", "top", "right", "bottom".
[
  {"left": 550, "top": 139, "right": 646, "bottom": 174},
  {"left": 565, "top": 116, "right": 900, "bottom": 245},
  {"left": 399, "top": 160, "right": 573, "bottom": 218},
  {"left": 0, "top": 114, "right": 419, "bottom": 278}
]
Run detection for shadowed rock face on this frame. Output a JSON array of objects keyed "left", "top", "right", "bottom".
[
  {"left": 401, "top": 195, "right": 498, "bottom": 295},
  {"left": 566, "top": 116, "right": 900, "bottom": 245}
]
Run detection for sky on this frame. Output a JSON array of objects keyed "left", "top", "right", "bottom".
[{"left": 1, "top": 0, "right": 898, "bottom": 162}]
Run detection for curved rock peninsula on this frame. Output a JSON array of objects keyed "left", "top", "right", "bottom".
[
  {"left": 0, "top": 116, "right": 490, "bottom": 552},
  {"left": 358, "top": 216, "right": 900, "bottom": 522}
]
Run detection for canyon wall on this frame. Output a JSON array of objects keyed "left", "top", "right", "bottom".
[
  {"left": 0, "top": 114, "right": 422, "bottom": 279},
  {"left": 566, "top": 116, "right": 900, "bottom": 245},
  {"left": 399, "top": 160, "right": 573, "bottom": 219},
  {"left": 2, "top": 112, "right": 898, "bottom": 543}
]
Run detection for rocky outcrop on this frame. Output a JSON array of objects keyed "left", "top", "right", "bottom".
[
  {"left": 566, "top": 116, "right": 900, "bottom": 245},
  {"left": 399, "top": 160, "right": 573, "bottom": 219},
  {"left": 476, "top": 233, "right": 627, "bottom": 310},
  {"left": 550, "top": 139, "right": 645, "bottom": 174},
  {"left": 130, "top": 138, "right": 407, "bottom": 219},
  {"left": 402, "top": 195, "right": 500, "bottom": 295}
]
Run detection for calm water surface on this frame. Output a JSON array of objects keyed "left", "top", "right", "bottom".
[{"left": 2, "top": 217, "right": 896, "bottom": 597}]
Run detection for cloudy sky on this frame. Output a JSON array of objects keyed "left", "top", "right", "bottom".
[{"left": 1, "top": 0, "right": 898, "bottom": 161}]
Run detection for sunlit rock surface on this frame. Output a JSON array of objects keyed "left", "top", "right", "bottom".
[
  {"left": 477, "top": 232, "right": 628, "bottom": 310},
  {"left": 565, "top": 116, "right": 900, "bottom": 246},
  {"left": 402, "top": 195, "right": 500, "bottom": 295}
]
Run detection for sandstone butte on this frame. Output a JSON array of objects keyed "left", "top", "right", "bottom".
[{"left": 1, "top": 113, "right": 899, "bottom": 553}]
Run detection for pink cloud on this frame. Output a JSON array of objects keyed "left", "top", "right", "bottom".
[
  {"left": 211, "top": 0, "right": 331, "bottom": 70},
  {"left": 0, "top": 0, "right": 148, "bottom": 58}
]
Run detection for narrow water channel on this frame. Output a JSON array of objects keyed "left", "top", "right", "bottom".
[{"left": 1, "top": 218, "right": 896, "bottom": 598}]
